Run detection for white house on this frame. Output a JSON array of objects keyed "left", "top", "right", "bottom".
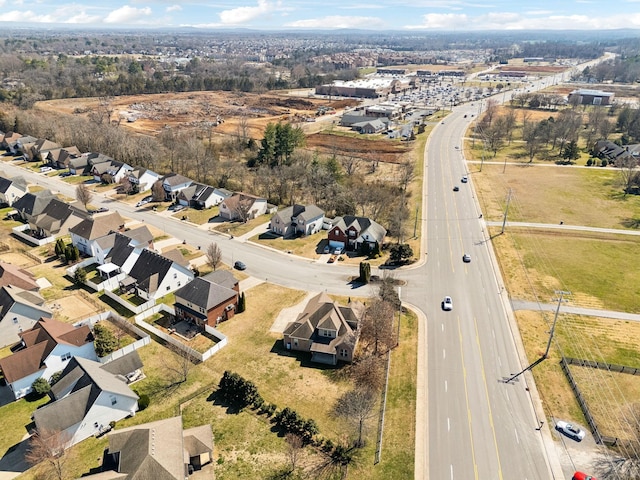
[
  {"left": 125, "top": 248, "right": 194, "bottom": 301},
  {"left": 127, "top": 168, "right": 161, "bottom": 193},
  {"left": 69, "top": 211, "right": 125, "bottom": 256},
  {"left": 0, "top": 285, "right": 52, "bottom": 348},
  {"left": 0, "top": 317, "right": 97, "bottom": 400},
  {"left": 0, "top": 175, "right": 28, "bottom": 206},
  {"left": 270, "top": 204, "right": 325, "bottom": 238},
  {"left": 162, "top": 174, "right": 194, "bottom": 201},
  {"left": 32, "top": 355, "right": 140, "bottom": 448}
]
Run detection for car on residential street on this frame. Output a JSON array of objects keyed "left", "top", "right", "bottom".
[
  {"left": 442, "top": 296, "right": 453, "bottom": 311},
  {"left": 234, "top": 261, "right": 246, "bottom": 271},
  {"left": 462, "top": 253, "right": 471, "bottom": 263},
  {"left": 461, "top": 176, "right": 468, "bottom": 183},
  {"left": 556, "top": 420, "right": 586, "bottom": 441}
]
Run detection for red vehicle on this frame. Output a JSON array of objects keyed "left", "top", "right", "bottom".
[{"left": 573, "top": 472, "right": 597, "bottom": 480}]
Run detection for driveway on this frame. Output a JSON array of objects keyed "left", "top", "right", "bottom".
[{"left": 0, "top": 437, "right": 31, "bottom": 480}]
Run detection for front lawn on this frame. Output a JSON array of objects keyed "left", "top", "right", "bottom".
[{"left": 171, "top": 206, "right": 219, "bottom": 225}]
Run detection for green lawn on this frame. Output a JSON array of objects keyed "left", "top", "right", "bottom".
[
  {"left": 171, "top": 206, "right": 219, "bottom": 225},
  {"left": 0, "top": 395, "right": 49, "bottom": 456}
]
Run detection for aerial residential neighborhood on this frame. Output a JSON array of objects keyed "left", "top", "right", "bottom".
[{"left": 0, "top": 7, "right": 639, "bottom": 480}]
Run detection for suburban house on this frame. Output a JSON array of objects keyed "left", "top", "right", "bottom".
[
  {"left": 0, "top": 174, "right": 28, "bottom": 206},
  {"left": 93, "top": 227, "right": 154, "bottom": 266},
  {"left": 161, "top": 173, "right": 194, "bottom": 201},
  {"left": 0, "top": 261, "right": 39, "bottom": 291},
  {"left": 127, "top": 167, "right": 161, "bottom": 193},
  {"left": 14, "top": 136, "right": 38, "bottom": 158},
  {"left": 219, "top": 192, "right": 268, "bottom": 221},
  {"left": 174, "top": 270, "right": 239, "bottom": 327},
  {"left": 328, "top": 215, "right": 387, "bottom": 252},
  {"left": 32, "top": 354, "right": 141, "bottom": 448},
  {"left": 30, "top": 139, "right": 62, "bottom": 162},
  {"left": 68, "top": 155, "right": 90, "bottom": 175},
  {"left": 83, "top": 416, "right": 213, "bottom": 479},
  {"left": 92, "top": 160, "right": 133, "bottom": 184},
  {"left": 45, "top": 146, "right": 82, "bottom": 169},
  {"left": 568, "top": 89, "right": 614, "bottom": 106},
  {"left": 0, "top": 285, "right": 51, "bottom": 348},
  {"left": 194, "top": 186, "right": 232, "bottom": 209},
  {"left": 270, "top": 204, "right": 325, "bottom": 238},
  {"left": 29, "top": 198, "right": 91, "bottom": 238},
  {"left": 0, "top": 317, "right": 97, "bottom": 399},
  {"left": 12, "top": 189, "right": 56, "bottom": 223},
  {"left": 593, "top": 139, "right": 640, "bottom": 164},
  {"left": 69, "top": 211, "right": 125, "bottom": 256},
  {"left": 0, "top": 132, "right": 22, "bottom": 152},
  {"left": 282, "top": 292, "right": 365, "bottom": 365}
]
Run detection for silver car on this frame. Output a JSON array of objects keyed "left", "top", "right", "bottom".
[{"left": 555, "top": 421, "right": 586, "bottom": 441}]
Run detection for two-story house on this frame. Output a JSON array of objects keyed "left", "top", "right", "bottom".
[
  {"left": 0, "top": 317, "right": 97, "bottom": 399},
  {"left": 127, "top": 167, "right": 161, "bottom": 193},
  {"left": 45, "top": 146, "right": 82, "bottom": 169},
  {"left": 33, "top": 354, "right": 141, "bottom": 448},
  {"left": 270, "top": 204, "right": 324, "bottom": 238},
  {"left": 0, "top": 285, "right": 51, "bottom": 348},
  {"left": 12, "top": 189, "right": 56, "bottom": 223},
  {"left": 219, "top": 192, "right": 268, "bottom": 222},
  {"left": 0, "top": 132, "right": 22, "bottom": 152},
  {"left": 29, "top": 198, "right": 91, "bottom": 238},
  {"left": 282, "top": 292, "right": 365, "bottom": 365},
  {"left": 174, "top": 270, "right": 239, "bottom": 327},
  {"left": 327, "top": 215, "right": 387, "bottom": 252},
  {"left": 92, "top": 160, "right": 133, "bottom": 184},
  {"left": 161, "top": 174, "right": 194, "bottom": 202},
  {"left": 30, "top": 139, "right": 62, "bottom": 162},
  {"left": 0, "top": 262, "right": 39, "bottom": 291},
  {"left": 69, "top": 211, "right": 125, "bottom": 256},
  {"left": 0, "top": 174, "right": 27, "bottom": 206}
]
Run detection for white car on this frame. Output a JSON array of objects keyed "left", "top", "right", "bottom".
[
  {"left": 334, "top": 246, "right": 343, "bottom": 255},
  {"left": 555, "top": 420, "right": 586, "bottom": 441},
  {"left": 442, "top": 296, "right": 453, "bottom": 311},
  {"left": 461, "top": 176, "right": 468, "bottom": 183}
]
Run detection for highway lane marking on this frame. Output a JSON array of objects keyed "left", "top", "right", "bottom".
[
  {"left": 442, "top": 323, "right": 444, "bottom": 332},
  {"left": 450, "top": 464, "right": 454, "bottom": 480},
  {"left": 456, "top": 318, "right": 479, "bottom": 480},
  {"left": 514, "top": 428, "right": 520, "bottom": 444},
  {"left": 445, "top": 380, "right": 448, "bottom": 392},
  {"left": 473, "top": 315, "right": 504, "bottom": 479},
  {"left": 443, "top": 349, "right": 446, "bottom": 359},
  {"left": 448, "top": 417, "right": 451, "bottom": 432}
]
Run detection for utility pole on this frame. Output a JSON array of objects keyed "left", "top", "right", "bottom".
[
  {"left": 502, "top": 290, "right": 571, "bottom": 384},
  {"left": 501, "top": 188, "right": 512, "bottom": 234}
]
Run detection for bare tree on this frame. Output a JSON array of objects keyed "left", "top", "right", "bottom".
[
  {"left": 360, "top": 298, "right": 395, "bottom": 355},
  {"left": 347, "top": 354, "right": 385, "bottom": 392},
  {"left": 483, "top": 99, "right": 498, "bottom": 126},
  {"left": 75, "top": 183, "right": 93, "bottom": 209},
  {"left": 523, "top": 122, "right": 543, "bottom": 163},
  {"left": 285, "top": 433, "right": 304, "bottom": 473},
  {"left": 88, "top": 96, "right": 114, "bottom": 126},
  {"left": 25, "top": 429, "right": 73, "bottom": 480},
  {"left": 593, "top": 452, "right": 640, "bottom": 480},
  {"left": 503, "top": 108, "right": 518, "bottom": 145},
  {"left": 161, "top": 344, "right": 196, "bottom": 386},
  {"left": 333, "top": 387, "right": 378, "bottom": 448},
  {"left": 206, "top": 242, "right": 222, "bottom": 271},
  {"left": 151, "top": 180, "right": 166, "bottom": 203},
  {"left": 119, "top": 176, "right": 134, "bottom": 196},
  {"left": 615, "top": 154, "right": 640, "bottom": 196}
]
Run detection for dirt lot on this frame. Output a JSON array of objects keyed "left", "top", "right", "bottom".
[
  {"left": 50, "top": 294, "right": 101, "bottom": 323},
  {"left": 35, "top": 91, "right": 358, "bottom": 139},
  {"left": 303, "top": 131, "right": 413, "bottom": 164}
]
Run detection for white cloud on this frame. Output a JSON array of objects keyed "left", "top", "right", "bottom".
[
  {"left": 166, "top": 5, "right": 182, "bottom": 13},
  {"left": 219, "top": 0, "right": 276, "bottom": 25},
  {"left": 104, "top": 6, "right": 152, "bottom": 24},
  {"left": 285, "top": 15, "right": 385, "bottom": 29}
]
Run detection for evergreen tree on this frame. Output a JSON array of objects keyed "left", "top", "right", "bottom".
[{"left": 237, "top": 292, "right": 246, "bottom": 313}]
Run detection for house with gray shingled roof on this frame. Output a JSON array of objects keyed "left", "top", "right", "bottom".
[
  {"left": 282, "top": 292, "right": 364, "bottom": 365},
  {"left": 29, "top": 197, "right": 90, "bottom": 238},
  {"left": 83, "top": 416, "right": 213, "bottom": 479},
  {"left": 270, "top": 204, "right": 325, "bottom": 238},
  {"left": 0, "top": 284, "right": 51, "bottom": 348},
  {"left": 33, "top": 354, "right": 140, "bottom": 448},
  {"left": 0, "top": 174, "right": 27, "bottom": 206},
  {"left": 70, "top": 211, "right": 125, "bottom": 256},
  {"left": 327, "top": 215, "right": 386, "bottom": 252},
  {"left": 174, "top": 270, "right": 239, "bottom": 327},
  {"left": 12, "top": 189, "right": 56, "bottom": 223}
]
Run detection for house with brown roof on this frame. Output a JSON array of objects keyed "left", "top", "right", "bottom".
[
  {"left": 84, "top": 416, "right": 213, "bottom": 479},
  {"left": 0, "top": 317, "right": 97, "bottom": 399},
  {"left": 69, "top": 211, "right": 125, "bottom": 256},
  {"left": 0, "top": 132, "right": 22, "bottom": 152},
  {"left": 174, "top": 270, "right": 239, "bottom": 327},
  {"left": 219, "top": 192, "right": 268, "bottom": 222},
  {"left": 33, "top": 354, "right": 140, "bottom": 448},
  {"left": 0, "top": 284, "right": 51, "bottom": 348},
  {"left": 282, "top": 292, "right": 364, "bottom": 365},
  {"left": 45, "top": 146, "right": 82, "bottom": 169},
  {"left": 0, "top": 261, "right": 39, "bottom": 291},
  {"left": 30, "top": 139, "right": 62, "bottom": 162}
]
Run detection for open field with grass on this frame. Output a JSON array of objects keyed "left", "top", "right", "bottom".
[{"left": 491, "top": 228, "right": 640, "bottom": 311}]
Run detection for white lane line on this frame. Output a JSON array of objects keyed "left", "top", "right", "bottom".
[
  {"left": 447, "top": 417, "right": 451, "bottom": 432},
  {"left": 443, "top": 349, "right": 446, "bottom": 360},
  {"left": 515, "top": 428, "right": 520, "bottom": 444},
  {"left": 442, "top": 323, "right": 444, "bottom": 332},
  {"left": 498, "top": 356, "right": 502, "bottom": 367},
  {"left": 445, "top": 380, "right": 448, "bottom": 393},
  {"left": 450, "top": 464, "right": 454, "bottom": 480},
  {"left": 492, "top": 329, "right": 496, "bottom": 339}
]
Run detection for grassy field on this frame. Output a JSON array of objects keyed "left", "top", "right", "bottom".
[{"left": 0, "top": 395, "right": 50, "bottom": 458}]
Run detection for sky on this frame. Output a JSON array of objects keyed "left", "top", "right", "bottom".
[{"left": 0, "top": 0, "right": 639, "bottom": 31}]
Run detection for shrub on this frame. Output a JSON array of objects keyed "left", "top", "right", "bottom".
[
  {"left": 138, "top": 394, "right": 150, "bottom": 410},
  {"left": 74, "top": 267, "right": 87, "bottom": 284},
  {"left": 93, "top": 323, "right": 118, "bottom": 357},
  {"left": 49, "top": 371, "right": 63, "bottom": 386},
  {"left": 32, "top": 377, "right": 51, "bottom": 396}
]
